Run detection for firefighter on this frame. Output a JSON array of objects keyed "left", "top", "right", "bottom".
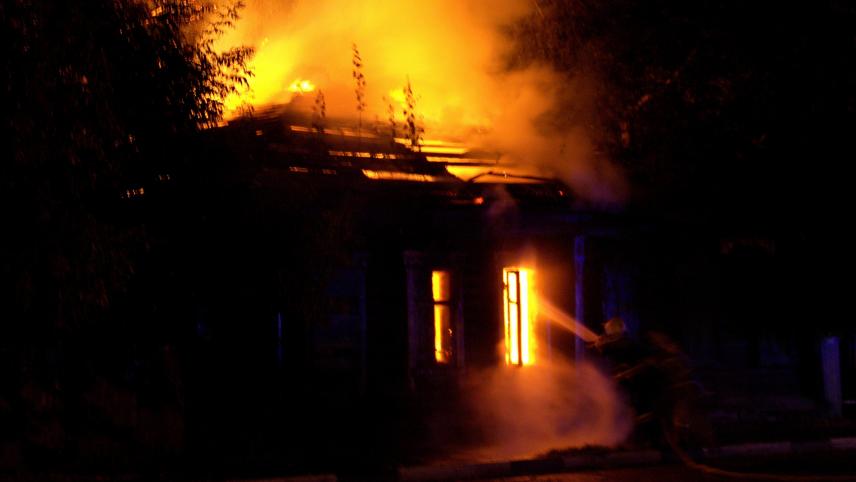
[
  {"left": 592, "top": 318, "right": 659, "bottom": 428},
  {"left": 592, "top": 318, "right": 705, "bottom": 448},
  {"left": 593, "top": 317, "right": 645, "bottom": 365}
]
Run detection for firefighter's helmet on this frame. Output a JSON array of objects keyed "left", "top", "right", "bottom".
[{"left": 603, "top": 317, "right": 627, "bottom": 336}]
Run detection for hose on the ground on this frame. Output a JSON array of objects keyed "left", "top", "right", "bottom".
[{"left": 664, "top": 420, "right": 856, "bottom": 481}]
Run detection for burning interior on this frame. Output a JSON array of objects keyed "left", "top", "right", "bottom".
[
  {"left": 503, "top": 267, "right": 535, "bottom": 366},
  {"left": 432, "top": 270, "right": 453, "bottom": 364}
]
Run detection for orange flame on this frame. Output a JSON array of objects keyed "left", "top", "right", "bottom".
[
  {"left": 432, "top": 270, "right": 452, "bottom": 364},
  {"left": 503, "top": 267, "right": 535, "bottom": 366},
  {"left": 212, "top": 0, "right": 630, "bottom": 205},
  {"left": 287, "top": 78, "right": 316, "bottom": 93},
  {"left": 212, "top": 0, "right": 531, "bottom": 129}
]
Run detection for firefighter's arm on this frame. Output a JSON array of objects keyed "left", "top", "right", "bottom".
[
  {"left": 614, "top": 357, "right": 656, "bottom": 381},
  {"left": 587, "top": 335, "right": 606, "bottom": 352}
]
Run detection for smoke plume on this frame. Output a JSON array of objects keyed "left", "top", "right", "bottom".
[
  {"left": 216, "top": 0, "right": 626, "bottom": 202},
  {"left": 459, "top": 357, "right": 632, "bottom": 461}
]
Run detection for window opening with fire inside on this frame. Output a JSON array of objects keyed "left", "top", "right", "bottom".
[
  {"left": 504, "top": 267, "right": 534, "bottom": 366},
  {"left": 432, "top": 270, "right": 453, "bottom": 364}
]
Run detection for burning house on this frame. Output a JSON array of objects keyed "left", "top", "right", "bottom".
[
  {"left": 148, "top": 93, "right": 841, "bottom": 465},
  {"left": 149, "top": 100, "right": 657, "bottom": 460},
  {"left": 230, "top": 104, "right": 631, "bottom": 360},
  {"left": 106, "top": 0, "right": 853, "bottom": 468}
]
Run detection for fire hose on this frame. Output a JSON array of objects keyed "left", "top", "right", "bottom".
[
  {"left": 548, "top": 301, "right": 856, "bottom": 481},
  {"left": 620, "top": 358, "right": 856, "bottom": 481},
  {"left": 664, "top": 423, "right": 856, "bottom": 481}
]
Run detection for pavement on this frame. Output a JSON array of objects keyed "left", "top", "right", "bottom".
[
  {"left": 218, "top": 414, "right": 856, "bottom": 482},
  {"left": 4, "top": 421, "right": 856, "bottom": 482},
  {"left": 4, "top": 437, "right": 856, "bottom": 482},
  {"left": 211, "top": 435, "right": 856, "bottom": 482},
  {"left": 396, "top": 437, "right": 856, "bottom": 481}
]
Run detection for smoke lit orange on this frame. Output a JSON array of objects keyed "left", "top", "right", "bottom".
[
  {"left": 212, "top": 0, "right": 629, "bottom": 205},
  {"left": 212, "top": 0, "right": 531, "bottom": 128}
]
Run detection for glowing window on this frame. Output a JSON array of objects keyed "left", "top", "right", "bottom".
[
  {"left": 503, "top": 267, "right": 534, "bottom": 366},
  {"left": 432, "top": 270, "right": 453, "bottom": 364}
]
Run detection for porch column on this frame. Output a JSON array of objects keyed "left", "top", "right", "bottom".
[
  {"left": 574, "top": 235, "right": 586, "bottom": 363},
  {"left": 403, "top": 251, "right": 425, "bottom": 390},
  {"left": 821, "top": 336, "right": 843, "bottom": 417}
]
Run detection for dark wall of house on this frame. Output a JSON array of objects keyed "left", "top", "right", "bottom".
[{"left": 366, "top": 246, "right": 408, "bottom": 396}]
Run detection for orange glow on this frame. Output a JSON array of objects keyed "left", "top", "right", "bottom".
[
  {"left": 288, "top": 78, "right": 316, "bottom": 93},
  {"left": 432, "top": 270, "right": 452, "bottom": 364},
  {"left": 445, "top": 166, "right": 543, "bottom": 183},
  {"left": 211, "top": 0, "right": 531, "bottom": 127},
  {"left": 432, "top": 270, "right": 450, "bottom": 302},
  {"left": 210, "top": 1, "right": 632, "bottom": 207},
  {"left": 503, "top": 267, "right": 535, "bottom": 366},
  {"left": 361, "top": 169, "right": 437, "bottom": 182}
]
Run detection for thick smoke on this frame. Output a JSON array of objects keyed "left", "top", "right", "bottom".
[
  {"left": 461, "top": 357, "right": 633, "bottom": 460},
  {"left": 216, "top": 0, "right": 626, "bottom": 199}
]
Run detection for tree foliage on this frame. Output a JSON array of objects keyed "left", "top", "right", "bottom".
[
  {"left": 402, "top": 78, "right": 423, "bottom": 151},
  {"left": 510, "top": 0, "right": 856, "bottom": 224},
  {"left": 312, "top": 89, "right": 327, "bottom": 136},
  {"left": 1, "top": 0, "right": 252, "bottom": 334},
  {"left": 352, "top": 43, "right": 367, "bottom": 137}
]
